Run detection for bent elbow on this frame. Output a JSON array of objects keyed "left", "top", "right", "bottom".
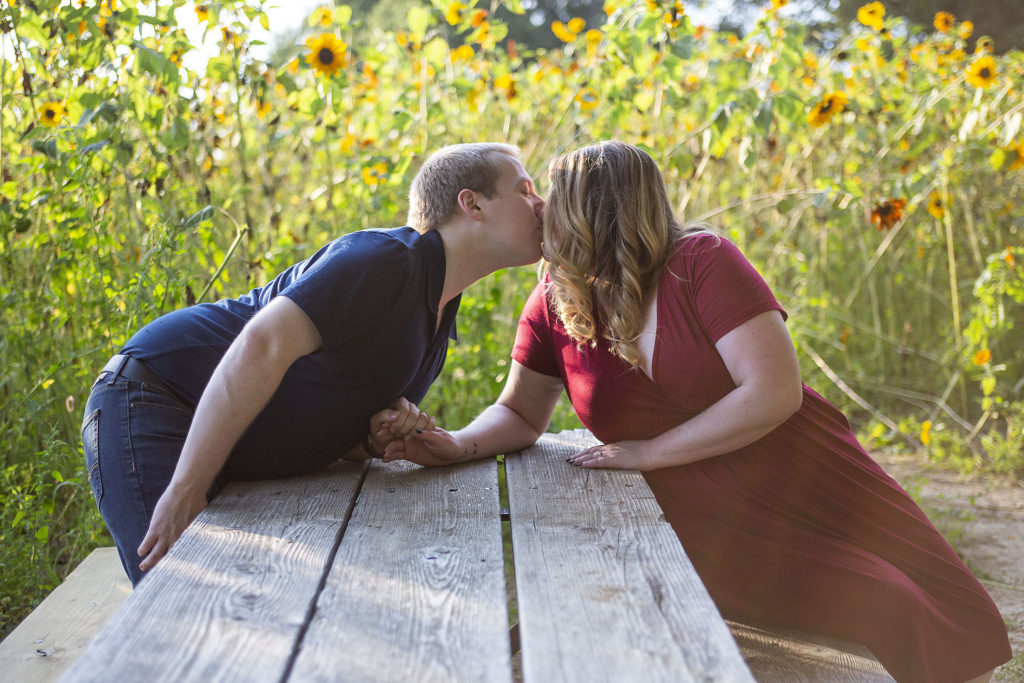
[{"left": 781, "top": 383, "right": 803, "bottom": 422}]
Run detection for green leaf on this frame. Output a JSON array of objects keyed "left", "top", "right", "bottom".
[
  {"left": 79, "top": 140, "right": 110, "bottom": 154},
  {"left": 754, "top": 97, "right": 774, "bottom": 136},
  {"left": 990, "top": 148, "right": 1006, "bottom": 170},
  {"left": 633, "top": 89, "right": 655, "bottom": 112},
  {"left": 136, "top": 45, "right": 177, "bottom": 82},
  {"left": 182, "top": 206, "right": 214, "bottom": 229},
  {"left": 206, "top": 55, "right": 234, "bottom": 83},
  {"left": 424, "top": 37, "right": 449, "bottom": 66},
  {"left": 407, "top": 6, "right": 431, "bottom": 41},
  {"left": 503, "top": 0, "right": 526, "bottom": 14},
  {"left": 15, "top": 12, "right": 47, "bottom": 44},
  {"left": 35, "top": 526, "right": 49, "bottom": 542},
  {"left": 30, "top": 139, "right": 58, "bottom": 159}
]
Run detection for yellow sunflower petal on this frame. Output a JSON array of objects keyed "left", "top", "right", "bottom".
[{"left": 552, "top": 21, "right": 577, "bottom": 43}]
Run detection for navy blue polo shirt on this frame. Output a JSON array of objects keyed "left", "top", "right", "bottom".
[{"left": 121, "top": 227, "right": 459, "bottom": 480}]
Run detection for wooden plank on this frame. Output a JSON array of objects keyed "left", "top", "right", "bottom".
[
  {"left": 64, "top": 459, "right": 367, "bottom": 683},
  {"left": 0, "top": 547, "right": 130, "bottom": 682},
  {"left": 727, "top": 621, "right": 893, "bottom": 682},
  {"left": 290, "top": 458, "right": 511, "bottom": 683},
  {"left": 506, "top": 429, "right": 753, "bottom": 683}
]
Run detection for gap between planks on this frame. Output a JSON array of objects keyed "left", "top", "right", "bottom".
[{"left": 277, "top": 458, "right": 372, "bottom": 683}]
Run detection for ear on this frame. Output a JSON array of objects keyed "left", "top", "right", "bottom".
[{"left": 456, "top": 188, "right": 484, "bottom": 221}]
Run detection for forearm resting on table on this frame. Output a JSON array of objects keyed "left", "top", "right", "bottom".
[
  {"left": 645, "top": 382, "right": 801, "bottom": 469},
  {"left": 642, "top": 310, "right": 803, "bottom": 470},
  {"left": 448, "top": 402, "right": 546, "bottom": 463}
]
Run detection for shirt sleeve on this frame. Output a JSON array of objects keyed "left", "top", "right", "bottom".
[
  {"left": 680, "top": 234, "right": 787, "bottom": 343},
  {"left": 511, "top": 281, "right": 563, "bottom": 378},
  {"left": 281, "top": 234, "right": 410, "bottom": 353}
]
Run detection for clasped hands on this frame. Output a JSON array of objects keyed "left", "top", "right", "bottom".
[{"left": 370, "top": 400, "right": 653, "bottom": 471}]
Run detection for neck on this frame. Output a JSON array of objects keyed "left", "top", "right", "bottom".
[{"left": 434, "top": 222, "right": 502, "bottom": 308}]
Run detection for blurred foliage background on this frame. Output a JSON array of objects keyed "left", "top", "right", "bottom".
[{"left": 1, "top": 0, "right": 1022, "bottom": 636}]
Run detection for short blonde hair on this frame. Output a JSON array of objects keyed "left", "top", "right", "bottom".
[
  {"left": 544, "top": 141, "right": 702, "bottom": 368},
  {"left": 407, "top": 143, "right": 521, "bottom": 233}
]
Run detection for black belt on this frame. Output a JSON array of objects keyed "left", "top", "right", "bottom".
[{"left": 101, "top": 354, "right": 184, "bottom": 403}]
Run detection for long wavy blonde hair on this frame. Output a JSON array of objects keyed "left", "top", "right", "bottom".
[{"left": 543, "top": 141, "right": 701, "bottom": 368}]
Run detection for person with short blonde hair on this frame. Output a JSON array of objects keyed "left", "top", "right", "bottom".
[
  {"left": 82, "top": 141, "right": 544, "bottom": 586},
  {"left": 408, "top": 142, "right": 521, "bottom": 233},
  {"left": 387, "top": 140, "right": 1011, "bottom": 683}
]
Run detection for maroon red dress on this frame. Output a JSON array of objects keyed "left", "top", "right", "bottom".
[{"left": 512, "top": 234, "right": 1011, "bottom": 682}]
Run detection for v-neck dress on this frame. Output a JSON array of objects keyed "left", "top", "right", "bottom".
[{"left": 512, "top": 233, "right": 1011, "bottom": 683}]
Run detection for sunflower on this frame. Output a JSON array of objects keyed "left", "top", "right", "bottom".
[
  {"left": 920, "top": 420, "right": 932, "bottom": 447},
  {"left": 305, "top": 33, "right": 346, "bottom": 78},
  {"left": 966, "top": 56, "right": 997, "bottom": 88},
  {"left": 870, "top": 198, "right": 905, "bottom": 230},
  {"left": 451, "top": 44, "right": 474, "bottom": 61},
  {"left": 807, "top": 91, "right": 847, "bottom": 127},
  {"left": 663, "top": 1, "right": 684, "bottom": 28},
  {"left": 221, "top": 27, "right": 242, "bottom": 49},
  {"left": 362, "top": 162, "right": 387, "bottom": 188},
  {"left": 771, "top": 0, "right": 789, "bottom": 8},
  {"left": 857, "top": 2, "right": 884, "bottom": 32},
  {"left": 958, "top": 20, "right": 973, "bottom": 40},
  {"left": 311, "top": 6, "right": 333, "bottom": 27},
  {"left": 552, "top": 20, "right": 577, "bottom": 43},
  {"left": 494, "top": 73, "right": 516, "bottom": 100},
  {"left": 972, "top": 348, "right": 991, "bottom": 366},
  {"left": 933, "top": 11, "right": 955, "bottom": 33},
  {"left": 926, "top": 191, "right": 949, "bottom": 219},
  {"left": 1006, "top": 141, "right": 1024, "bottom": 171},
  {"left": 38, "top": 101, "right": 67, "bottom": 127},
  {"left": 195, "top": 4, "right": 211, "bottom": 23},
  {"left": 975, "top": 36, "right": 994, "bottom": 53},
  {"left": 445, "top": 1, "right": 466, "bottom": 26},
  {"left": 575, "top": 87, "right": 599, "bottom": 111}
]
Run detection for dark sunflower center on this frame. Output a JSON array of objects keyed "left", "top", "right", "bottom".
[
  {"left": 319, "top": 48, "right": 335, "bottom": 65},
  {"left": 821, "top": 100, "right": 834, "bottom": 114},
  {"left": 979, "top": 67, "right": 991, "bottom": 79},
  {"left": 879, "top": 205, "right": 893, "bottom": 216},
  {"left": 44, "top": 108, "right": 56, "bottom": 119}
]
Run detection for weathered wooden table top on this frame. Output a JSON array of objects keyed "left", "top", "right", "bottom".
[{"left": 64, "top": 429, "right": 752, "bottom": 682}]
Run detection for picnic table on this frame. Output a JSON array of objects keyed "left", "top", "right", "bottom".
[{"left": 63, "top": 429, "right": 754, "bottom": 682}]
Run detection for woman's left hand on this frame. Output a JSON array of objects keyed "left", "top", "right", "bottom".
[{"left": 567, "top": 440, "right": 655, "bottom": 471}]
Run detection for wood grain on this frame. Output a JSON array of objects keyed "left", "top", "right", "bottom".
[
  {"left": 0, "top": 547, "right": 130, "bottom": 682},
  {"left": 727, "top": 620, "right": 893, "bottom": 682},
  {"left": 63, "top": 459, "right": 367, "bottom": 683},
  {"left": 506, "top": 430, "right": 753, "bottom": 683},
  {"left": 289, "top": 458, "right": 511, "bottom": 683}
]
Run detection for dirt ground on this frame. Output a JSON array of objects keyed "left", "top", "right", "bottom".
[{"left": 873, "top": 452, "right": 1024, "bottom": 681}]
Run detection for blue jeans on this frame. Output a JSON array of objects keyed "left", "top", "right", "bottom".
[{"left": 82, "top": 370, "right": 213, "bottom": 586}]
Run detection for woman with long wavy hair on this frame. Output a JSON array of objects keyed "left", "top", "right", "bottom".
[{"left": 383, "top": 141, "right": 1010, "bottom": 682}]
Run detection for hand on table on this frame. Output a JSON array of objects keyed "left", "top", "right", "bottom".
[
  {"left": 567, "top": 440, "right": 655, "bottom": 471},
  {"left": 137, "top": 485, "right": 208, "bottom": 572}
]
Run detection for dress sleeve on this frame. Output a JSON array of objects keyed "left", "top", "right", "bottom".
[
  {"left": 681, "top": 235, "right": 787, "bottom": 343},
  {"left": 511, "top": 281, "right": 562, "bottom": 378}
]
